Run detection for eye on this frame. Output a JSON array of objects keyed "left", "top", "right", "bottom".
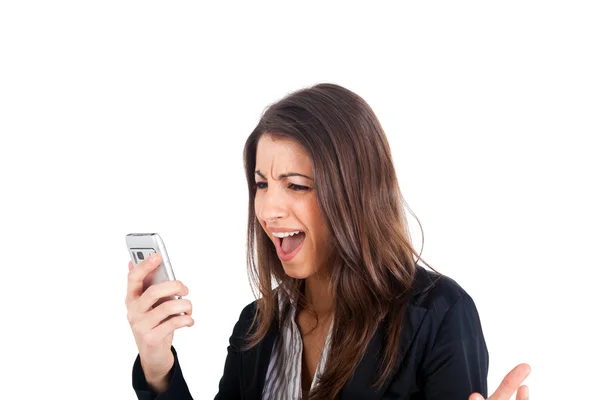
[
  {"left": 289, "top": 184, "right": 309, "bottom": 191},
  {"left": 254, "top": 182, "right": 310, "bottom": 191}
]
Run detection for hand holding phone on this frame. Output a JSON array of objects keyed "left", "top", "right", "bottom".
[{"left": 124, "top": 233, "right": 194, "bottom": 392}]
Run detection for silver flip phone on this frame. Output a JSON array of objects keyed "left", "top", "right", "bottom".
[{"left": 126, "top": 233, "right": 184, "bottom": 313}]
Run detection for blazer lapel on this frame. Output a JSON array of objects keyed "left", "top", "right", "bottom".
[{"left": 340, "top": 305, "right": 427, "bottom": 399}]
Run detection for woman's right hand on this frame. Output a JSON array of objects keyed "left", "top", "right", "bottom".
[{"left": 125, "top": 253, "right": 194, "bottom": 391}]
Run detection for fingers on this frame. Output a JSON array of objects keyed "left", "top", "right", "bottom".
[
  {"left": 137, "top": 299, "right": 193, "bottom": 332},
  {"left": 516, "top": 385, "right": 529, "bottom": 400},
  {"left": 147, "top": 315, "right": 195, "bottom": 346},
  {"left": 469, "top": 393, "right": 484, "bottom": 400},
  {"left": 131, "top": 314, "right": 194, "bottom": 348},
  {"left": 125, "top": 253, "right": 163, "bottom": 305},
  {"left": 489, "top": 363, "right": 531, "bottom": 400},
  {"left": 136, "top": 280, "right": 189, "bottom": 313}
]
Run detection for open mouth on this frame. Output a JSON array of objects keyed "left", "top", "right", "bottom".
[{"left": 275, "top": 231, "right": 306, "bottom": 255}]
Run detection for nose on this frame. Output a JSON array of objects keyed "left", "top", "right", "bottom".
[{"left": 257, "top": 185, "right": 288, "bottom": 223}]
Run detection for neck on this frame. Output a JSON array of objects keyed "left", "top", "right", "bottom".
[{"left": 303, "top": 273, "right": 333, "bottom": 317}]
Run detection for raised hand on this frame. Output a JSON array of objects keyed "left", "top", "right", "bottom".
[{"left": 125, "top": 253, "right": 194, "bottom": 393}]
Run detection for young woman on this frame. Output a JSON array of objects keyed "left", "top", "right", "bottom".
[{"left": 126, "top": 83, "right": 531, "bottom": 399}]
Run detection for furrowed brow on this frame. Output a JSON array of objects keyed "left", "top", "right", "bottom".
[{"left": 255, "top": 170, "right": 313, "bottom": 180}]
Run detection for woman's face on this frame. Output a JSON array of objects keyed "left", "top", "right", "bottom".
[{"left": 254, "top": 134, "right": 331, "bottom": 279}]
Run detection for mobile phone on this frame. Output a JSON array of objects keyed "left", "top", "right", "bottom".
[{"left": 126, "top": 233, "right": 184, "bottom": 316}]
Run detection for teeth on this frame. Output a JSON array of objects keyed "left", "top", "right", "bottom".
[{"left": 272, "top": 230, "right": 302, "bottom": 238}]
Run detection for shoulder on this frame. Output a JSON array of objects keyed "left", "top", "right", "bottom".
[
  {"left": 239, "top": 299, "right": 259, "bottom": 319},
  {"left": 390, "top": 266, "right": 489, "bottom": 397},
  {"left": 228, "top": 296, "right": 281, "bottom": 352},
  {"left": 408, "top": 264, "right": 480, "bottom": 323},
  {"left": 411, "top": 264, "right": 469, "bottom": 305}
]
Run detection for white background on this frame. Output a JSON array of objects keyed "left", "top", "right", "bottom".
[{"left": 1, "top": 1, "right": 598, "bottom": 399}]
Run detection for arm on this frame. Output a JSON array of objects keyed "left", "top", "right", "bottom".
[
  {"left": 132, "top": 346, "right": 193, "bottom": 400},
  {"left": 421, "top": 294, "right": 489, "bottom": 399},
  {"left": 131, "top": 312, "right": 246, "bottom": 400}
]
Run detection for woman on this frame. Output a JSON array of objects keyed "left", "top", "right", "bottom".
[{"left": 126, "top": 83, "right": 531, "bottom": 399}]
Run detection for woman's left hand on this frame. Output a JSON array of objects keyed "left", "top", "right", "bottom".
[{"left": 469, "top": 363, "right": 531, "bottom": 400}]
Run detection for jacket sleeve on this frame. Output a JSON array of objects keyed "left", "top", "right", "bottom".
[
  {"left": 421, "top": 294, "right": 489, "bottom": 399},
  {"left": 132, "top": 346, "right": 193, "bottom": 400}
]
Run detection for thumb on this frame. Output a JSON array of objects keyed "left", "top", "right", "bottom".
[{"left": 469, "top": 394, "right": 485, "bottom": 400}]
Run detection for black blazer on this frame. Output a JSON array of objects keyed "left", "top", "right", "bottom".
[{"left": 132, "top": 265, "right": 489, "bottom": 399}]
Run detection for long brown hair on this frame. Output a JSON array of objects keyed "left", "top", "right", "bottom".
[{"left": 242, "top": 83, "right": 435, "bottom": 398}]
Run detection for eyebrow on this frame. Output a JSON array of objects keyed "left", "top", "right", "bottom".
[{"left": 255, "top": 170, "right": 314, "bottom": 181}]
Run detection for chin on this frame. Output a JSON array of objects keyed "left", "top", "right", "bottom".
[{"left": 282, "top": 264, "right": 314, "bottom": 280}]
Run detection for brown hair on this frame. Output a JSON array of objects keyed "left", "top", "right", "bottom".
[{"left": 242, "top": 83, "right": 435, "bottom": 398}]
